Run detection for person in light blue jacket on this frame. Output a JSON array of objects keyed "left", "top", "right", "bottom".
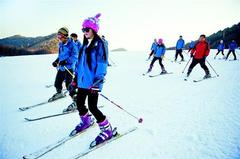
[
  {"left": 50, "top": 27, "right": 78, "bottom": 101},
  {"left": 147, "top": 38, "right": 167, "bottom": 74},
  {"left": 69, "top": 13, "right": 114, "bottom": 146},
  {"left": 214, "top": 40, "right": 225, "bottom": 59},
  {"left": 175, "top": 35, "right": 185, "bottom": 61},
  {"left": 147, "top": 39, "right": 157, "bottom": 60}
]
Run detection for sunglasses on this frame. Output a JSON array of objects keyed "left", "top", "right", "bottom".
[{"left": 82, "top": 28, "right": 91, "bottom": 33}]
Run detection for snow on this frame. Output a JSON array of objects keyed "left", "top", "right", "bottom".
[{"left": 1, "top": 50, "right": 240, "bottom": 159}]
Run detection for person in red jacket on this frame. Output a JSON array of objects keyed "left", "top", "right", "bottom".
[{"left": 186, "top": 34, "right": 211, "bottom": 79}]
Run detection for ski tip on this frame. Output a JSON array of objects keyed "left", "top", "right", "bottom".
[
  {"left": 19, "top": 107, "right": 27, "bottom": 111},
  {"left": 24, "top": 118, "right": 31, "bottom": 121}
]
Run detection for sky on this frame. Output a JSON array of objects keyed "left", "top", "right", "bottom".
[{"left": 0, "top": 0, "right": 239, "bottom": 51}]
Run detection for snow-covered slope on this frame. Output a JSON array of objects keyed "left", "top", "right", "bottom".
[{"left": 1, "top": 50, "right": 240, "bottom": 159}]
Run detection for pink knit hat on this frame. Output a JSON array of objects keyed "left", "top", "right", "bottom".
[
  {"left": 82, "top": 13, "right": 101, "bottom": 33},
  {"left": 158, "top": 38, "right": 163, "bottom": 44}
]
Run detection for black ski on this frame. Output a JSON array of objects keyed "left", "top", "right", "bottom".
[
  {"left": 70, "top": 127, "right": 138, "bottom": 159},
  {"left": 193, "top": 76, "right": 217, "bottom": 82},
  {"left": 24, "top": 105, "right": 104, "bottom": 122},
  {"left": 22, "top": 121, "right": 96, "bottom": 159},
  {"left": 149, "top": 72, "right": 173, "bottom": 77}
]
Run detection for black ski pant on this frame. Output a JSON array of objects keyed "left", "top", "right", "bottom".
[
  {"left": 215, "top": 50, "right": 225, "bottom": 57},
  {"left": 149, "top": 57, "right": 165, "bottom": 71},
  {"left": 54, "top": 69, "right": 73, "bottom": 93},
  {"left": 226, "top": 50, "right": 237, "bottom": 60},
  {"left": 175, "top": 49, "right": 184, "bottom": 61},
  {"left": 187, "top": 58, "right": 210, "bottom": 76},
  {"left": 76, "top": 88, "right": 106, "bottom": 123}
]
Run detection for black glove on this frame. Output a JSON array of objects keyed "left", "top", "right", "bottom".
[
  {"left": 52, "top": 58, "right": 59, "bottom": 67},
  {"left": 190, "top": 54, "right": 194, "bottom": 58},
  {"left": 202, "top": 56, "right": 207, "bottom": 60},
  {"left": 68, "top": 78, "right": 77, "bottom": 98},
  {"left": 59, "top": 60, "right": 67, "bottom": 66}
]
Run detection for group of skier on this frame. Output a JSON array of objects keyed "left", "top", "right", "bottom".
[
  {"left": 50, "top": 13, "right": 113, "bottom": 147},
  {"left": 146, "top": 34, "right": 238, "bottom": 79}
]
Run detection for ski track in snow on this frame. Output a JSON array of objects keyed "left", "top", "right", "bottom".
[{"left": 0, "top": 50, "right": 240, "bottom": 159}]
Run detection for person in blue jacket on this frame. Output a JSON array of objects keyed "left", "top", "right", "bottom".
[
  {"left": 69, "top": 13, "right": 113, "bottom": 146},
  {"left": 188, "top": 41, "right": 195, "bottom": 53},
  {"left": 175, "top": 35, "right": 185, "bottom": 62},
  {"left": 50, "top": 27, "right": 78, "bottom": 101},
  {"left": 70, "top": 33, "right": 81, "bottom": 53},
  {"left": 226, "top": 40, "right": 238, "bottom": 60},
  {"left": 147, "top": 39, "right": 157, "bottom": 60},
  {"left": 147, "top": 38, "right": 167, "bottom": 74},
  {"left": 214, "top": 40, "right": 225, "bottom": 59}
]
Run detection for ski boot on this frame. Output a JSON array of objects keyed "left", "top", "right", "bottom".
[
  {"left": 69, "top": 113, "right": 93, "bottom": 136},
  {"left": 203, "top": 73, "right": 211, "bottom": 79},
  {"left": 160, "top": 66, "right": 167, "bottom": 74},
  {"left": 48, "top": 92, "right": 65, "bottom": 102},
  {"left": 90, "top": 119, "right": 113, "bottom": 148},
  {"left": 63, "top": 101, "right": 77, "bottom": 113}
]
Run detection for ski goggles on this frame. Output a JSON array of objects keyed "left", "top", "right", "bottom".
[{"left": 82, "top": 28, "right": 91, "bottom": 33}]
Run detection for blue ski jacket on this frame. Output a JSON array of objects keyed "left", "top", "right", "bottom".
[
  {"left": 76, "top": 38, "right": 107, "bottom": 91},
  {"left": 176, "top": 39, "right": 185, "bottom": 49},
  {"left": 58, "top": 38, "right": 78, "bottom": 71},
  {"left": 217, "top": 43, "right": 225, "bottom": 51},
  {"left": 229, "top": 41, "right": 237, "bottom": 50},
  {"left": 155, "top": 44, "right": 166, "bottom": 58}
]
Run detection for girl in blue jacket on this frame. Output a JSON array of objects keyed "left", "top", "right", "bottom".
[
  {"left": 70, "top": 13, "right": 113, "bottom": 146},
  {"left": 147, "top": 38, "right": 167, "bottom": 74}
]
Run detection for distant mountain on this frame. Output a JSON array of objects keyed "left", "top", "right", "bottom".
[
  {"left": 0, "top": 33, "right": 58, "bottom": 56},
  {"left": 168, "top": 22, "right": 240, "bottom": 50},
  {"left": 111, "top": 48, "right": 127, "bottom": 52}
]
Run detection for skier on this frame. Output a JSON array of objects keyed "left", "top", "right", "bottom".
[
  {"left": 186, "top": 34, "right": 211, "bottom": 79},
  {"left": 63, "top": 33, "right": 82, "bottom": 112},
  {"left": 175, "top": 35, "right": 185, "bottom": 62},
  {"left": 147, "top": 39, "right": 158, "bottom": 60},
  {"left": 188, "top": 41, "right": 195, "bottom": 53},
  {"left": 50, "top": 27, "right": 78, "bottom": 101},
  {"left": 214, "top": 40, "right": 225, "bottom": 59},
  {"left": 225, "top": 40, "right": 238, "bottom": 60},
  {"left": 69, "top": 13, "right": 113, "bottom": 146},
  {"left": 146, "top": 38, "right": 167, "bottom": 74},
  {"left": 70, "top": 33, "right": 82, "bottom": 52}
]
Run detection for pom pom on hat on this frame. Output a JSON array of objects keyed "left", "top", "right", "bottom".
[
  {"left": 158, "top": 38, "right": 163, "bottom": 44},
  {"left": 82, "top": 13, "right": 101, "bottom": 33}
]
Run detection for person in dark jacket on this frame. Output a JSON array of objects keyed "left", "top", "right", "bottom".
[
  {"left": 186, "top": 34, "right": 211, "bottom": 79},
  {"left": 226, "top": 40, "right": 238, "bottom": 60}
]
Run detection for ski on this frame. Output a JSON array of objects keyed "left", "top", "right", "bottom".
[
  {"left": 19, "top": 91, "right": 68, "bottom": 111},
  {"left": 149, "top": 72, "right": 173, "bottom": 77},
  {"left": 24, "top": 110, "right": 78, "bottom": 121},
  {"left": 70, "top": 127, "right": 138, "bottom": 159},
  {"left": 24, "top": 105, "right": 104, "bottom": 122},
  {"left": 171, "top": 60, "right": 181, "bottom": 64},
  {"left": 22, "top": 121, "right": 96, "bottom": 159},
  {"left": 45, "top": 84, "right": 54, "bottom": 88},
  {"left": 193, "top": 76, "right": 217, "bottom": 82}
]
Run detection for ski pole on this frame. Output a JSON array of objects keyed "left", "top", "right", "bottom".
[
  {"left": 182, "top": 57, "right": 192, "bottom": 73},
  {"left": 64, "top": 66, "right": 75, "bottom": 78},
  {"left": 99, "top": 93, "right": 143, "bottom": 124},
  {"left": 206, "top": 60, "right": 219, "bottom": 77}
]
